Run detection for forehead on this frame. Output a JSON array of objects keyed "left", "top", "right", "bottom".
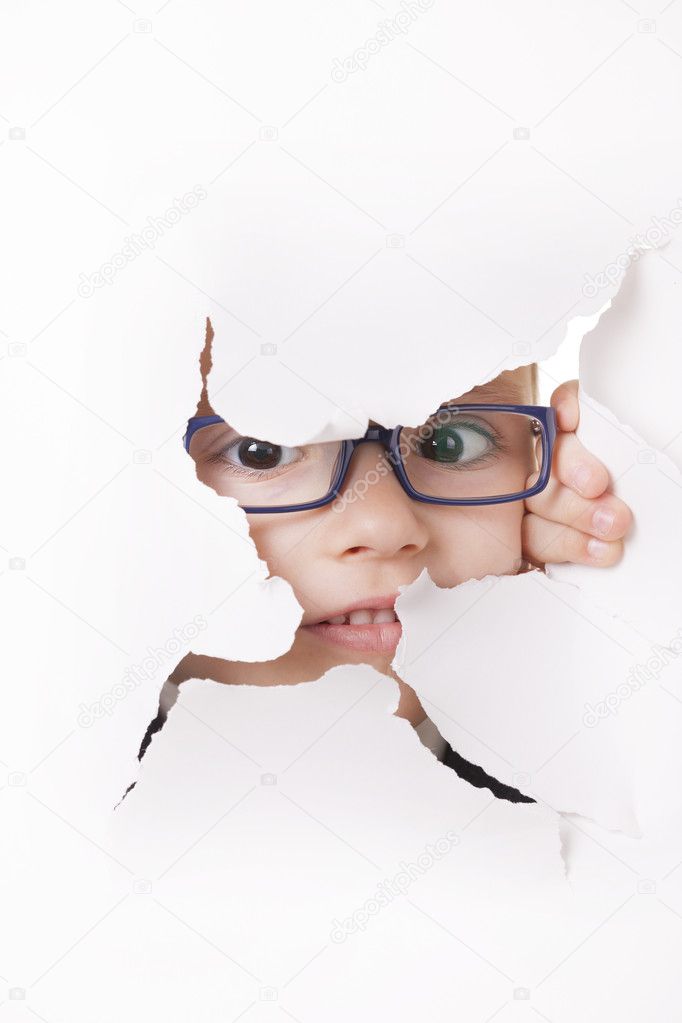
[
  {"left": 446, "top": 369, "right": 531, "bottom": 405},
  {"left": 362, "top": 370, "right": 532, "bottom": 429}
]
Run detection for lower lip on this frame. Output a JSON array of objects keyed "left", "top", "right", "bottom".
[{"left": 301, "top": 620, "right": 403, "bottom": 654}]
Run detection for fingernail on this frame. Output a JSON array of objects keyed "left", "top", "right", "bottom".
[
  {"left": 572, "top": 465, "right": 592, "bottom": 493},
  {"left": 587, "top": 538, "right": 610, "bottom": 560},
  {"left": 592, "top": 507, "right": 615, "bottom": 537}
]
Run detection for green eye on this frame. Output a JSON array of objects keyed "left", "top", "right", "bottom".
[{"left": 419, "top": 423, "right": 494, "bottom": 464}]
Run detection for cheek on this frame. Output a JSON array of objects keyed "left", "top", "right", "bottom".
[
  {"left": 246, "top": 513, "right": 323, "bottom": 583},
  {"left": 423, "top": 503, "right": 525, "bottom": 585},
  {"left": 247, "top": 503, "right": 526, "bottom": 596}
]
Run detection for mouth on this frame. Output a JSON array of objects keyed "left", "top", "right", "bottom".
[{"left": 300, "top": 595, "right": 403, "bottom": 654}]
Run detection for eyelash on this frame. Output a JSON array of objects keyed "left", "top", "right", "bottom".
[
  {"left": 417, "top": 419, "right": 510, "bottom": 468},
  {"left": 204, "top": 418, "right": 513, "bottom": 477},
  {"left": 206, "top": 446, "right": 304, "bottom": 479}
]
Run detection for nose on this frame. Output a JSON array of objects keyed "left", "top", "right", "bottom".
[{"left": 331, "top": 442, "right": 430, "bottom": 560}]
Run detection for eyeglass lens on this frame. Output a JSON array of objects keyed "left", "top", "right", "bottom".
[{"left": 187, "top": 410, "right": 544, "bottom": 508}]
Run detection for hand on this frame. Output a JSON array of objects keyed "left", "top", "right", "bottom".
[{"left": 522, "top": 380, "right": 633, "bottom": 569}]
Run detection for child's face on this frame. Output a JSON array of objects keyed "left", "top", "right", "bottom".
[{"left": 188, "top": 366, "right": 536, "bottom": 688}]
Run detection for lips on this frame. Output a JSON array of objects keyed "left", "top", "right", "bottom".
[{"left": 301, "top": 595, "right": 402, "bottom": 654}]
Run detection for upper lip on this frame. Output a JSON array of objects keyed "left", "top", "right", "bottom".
[{"left": 304, "top": 593, "right": 400, "bottom": 626}]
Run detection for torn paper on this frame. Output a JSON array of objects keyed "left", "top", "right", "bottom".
[
  {"left": 548, "top": 244, "right": 682, "bottom": 646},
  {"left": 108, "top": 667, "right": 567, "bottom": 1012},
  {"left": 395, "top": 245, "right": 682, "bottom": 840},
  {"left": 4, "top": 3, "right": 682, "bottom": 1021}
]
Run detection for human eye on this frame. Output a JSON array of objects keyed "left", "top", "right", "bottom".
[
  {"left": 208, "top": 435, "right": 304, "bottom": 478},
  {"left": 416, "top": 415, "right": 505, "bottom": 468}
]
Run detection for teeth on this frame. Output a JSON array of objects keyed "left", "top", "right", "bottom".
[{"left": 324, "top": 608, "right": 397, "bottom": 625}]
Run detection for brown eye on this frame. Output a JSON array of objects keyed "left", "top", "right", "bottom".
[
  {"left": 237, "top": 439, "right": 283, "bottom": 469},
  {"left": 218, "top": 436, "right": 303, "bottom": 473}
]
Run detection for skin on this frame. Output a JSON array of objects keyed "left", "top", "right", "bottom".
[
  {"left": 165, "top": 331, "right": 633, "bottom": 729},
  {"left": 523, "top": 379, "right": 632, "bottom": 567}
]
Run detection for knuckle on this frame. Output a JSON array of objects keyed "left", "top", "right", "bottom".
[
  {"left": 521, "top": 513, "right": 547, "bottom": 554},
  {"left": 569, "top": 528, "right": 591, "bottom": 561},
  {"left": 547, "top": 483, "right": 586, "bottom": 528},
  {"left": 521, "top": 512, "right": 539, "bottom": 544},
  {"left": 564, "top": 490, "right": 590, "bottom": 526}
]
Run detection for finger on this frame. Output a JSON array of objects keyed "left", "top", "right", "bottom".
[
  {"left": 525, "top": 472, "right": 633, "bottom": 540},
  {"left": 522, "top": 513, "right": 626, "bottom": 568},
  {"left": 550, "top": 378, "right": 580, "bottom": 432},
  {"left": 545, "top": 431, "right": 611, "bottom": 499}
]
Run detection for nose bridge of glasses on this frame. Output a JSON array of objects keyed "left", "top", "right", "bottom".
[
  {"left": 350, "top": 425, "right": 401, "bottom": 467},
  {"left": 358, "top": 424, "right": 395, "bottom": 445},
  {"left": 339, "top": 426, "right": 404, "bottom": 497}
]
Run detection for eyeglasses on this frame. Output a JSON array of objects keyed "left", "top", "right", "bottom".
[{"left": 183, "top": 403, "right": 557, "bottom": 513}]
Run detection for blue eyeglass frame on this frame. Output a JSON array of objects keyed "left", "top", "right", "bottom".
[{"left": 183, "top": 403, "right": 557, "bottom": 513}]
